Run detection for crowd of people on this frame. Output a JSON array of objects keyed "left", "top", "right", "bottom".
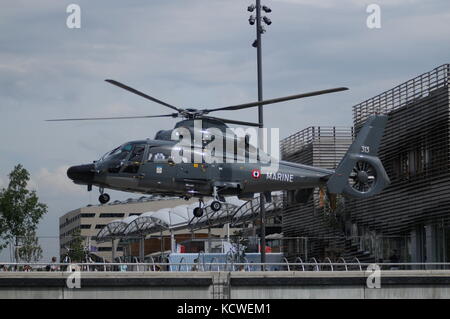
[{"left": 0, "top": 256, "right": 59, "bottom": 272}]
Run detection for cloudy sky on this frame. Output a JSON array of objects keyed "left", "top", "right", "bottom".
[{"left": 0, "top": 0, "right": 449, "bottom": 261}]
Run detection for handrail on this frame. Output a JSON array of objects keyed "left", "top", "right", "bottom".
[
  {"left": 309, "top": 257, "right": 320, "bottom": 271},
  {"left": 2, "top": 261, "right": 450, "bottom": 272},
  {"left": 338, "top": 257, "right": 348, "bottom": 271},
  {"left": 197, "top": 251, "right": 205, "bottom": 272},
  {"left": 209, "top": 257, "right": 220, "bottom": 272},
  {"left": 3, "top": 262, "right": 450, "bottom": 266},
  {"left": 178, "top": 257, "right": 185, "bottom": 272},
  {"left": 352, "top": 257, "right": 362, "bottom": 271},
  {"left": 243, "top": 257, "right": 251, "bottom": 272},
  {"left": 283, "top": 257, "right": 290, "bottom": 271},
  {"left": 133, "top": 257, "right": 142, "bottom": 271},
  {"left": 324, "top": 257, "right": 334, "bottom": 271},
  {"left": 295, "top": 257, "right": 305, "bottom": 271},
  {"left": 225, "top": 251, "right": 233, "bottom": 271},
  {"left": 148, "top": 256, "right": 156, "bottom": 271}
]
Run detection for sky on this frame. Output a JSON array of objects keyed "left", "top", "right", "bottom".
[{"left": 0, "top": 0, "right": 449, "bottom": 261}]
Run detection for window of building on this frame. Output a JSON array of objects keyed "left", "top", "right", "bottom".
[
  {"left": 95, "top": 224, "right": 107, "bottom": 229},
  {"left": 394, "top": 145, "right": 431, "bottom": 180},
  {"left": 80, "top": 224, "right": 91, "bottom": 229},
  {"left": 81, "top": 213, "right": 95, "bottom": 218},
  {"left": 99, "top": 213, "right": 125, "bottom": 218}
]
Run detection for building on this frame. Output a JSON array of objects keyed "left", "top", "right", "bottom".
[
  {"left": 59, "top": 196, "right": 195, "bottom": 262},
  {"left": 281, "top": 126, "right": 354, "bottom": 260},
  {"left": 93, "top": 195, "right": 284, "bottom": 262},
  {"left": 281, "top": 63, "right": 450, "bottom": 264},
  {"left": 346, "top": 63, "right": 450, "bottom": 263}
]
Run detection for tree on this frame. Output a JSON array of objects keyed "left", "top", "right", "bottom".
[
  {"left": 66, "top": 228, "right": 85, "bottom": 262},
  {"left": 0, "top": 164, "right": 47, "bottom": 260},
  {"left": 17, "top": 230, "right": 43, "bottom": 263}
]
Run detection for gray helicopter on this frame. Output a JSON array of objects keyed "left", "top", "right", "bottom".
[{"left": 49, "top": 80, "right": 390, "bottom": 217}]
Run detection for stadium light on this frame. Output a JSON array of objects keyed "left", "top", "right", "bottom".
[{"left": 262, "top": 5, "right": 272, "bottom": 13}]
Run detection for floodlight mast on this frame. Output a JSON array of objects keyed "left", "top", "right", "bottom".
[{"left": 248, "top": 0, "right": 271, "bottom": 269}]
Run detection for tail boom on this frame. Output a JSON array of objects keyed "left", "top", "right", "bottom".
[{"left": 327, "top": 115, "right": 390, "bottom": 198}]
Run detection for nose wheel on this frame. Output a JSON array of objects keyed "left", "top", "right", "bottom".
[
  {"left": 210, "top": 186, "right": 223, "bottom": 212},
  {"left": 99, "top": 193, "right": 110, "bottom": 204},
  {"left": 210, "top": 201, "right": 222, "bottom": 212}
]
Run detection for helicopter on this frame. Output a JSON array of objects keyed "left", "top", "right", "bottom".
[{"left": 49, "top": 80, "right": 390, "bottom": 217}]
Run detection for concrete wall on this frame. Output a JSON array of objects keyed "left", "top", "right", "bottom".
[
  {"left": 0, "top": 271, "right": 449, "bottom": 299},
  {"left": 229, "top": 271, "right": 450, "bottom": 299}
]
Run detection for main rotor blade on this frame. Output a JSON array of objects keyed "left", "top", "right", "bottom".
[
  {"left": 205, "top": 116, "right": 261, "bottom": 127},
  {"left": 105, "top": 79, "right": 181, "bottom": 112},
  {"left": 205, "top": 87, "right": 348, "bottom": 113},
  {"left": 46, "top": 114, "right": 178, "bottom": 122}
]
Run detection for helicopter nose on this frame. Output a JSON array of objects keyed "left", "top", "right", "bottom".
[{"left": 67, "top": 164, "right": 95, "bottom": 184}]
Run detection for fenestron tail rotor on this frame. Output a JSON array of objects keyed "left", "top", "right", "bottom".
[{"left": 46, "top": 79, "right": 348, "bottom": 125}]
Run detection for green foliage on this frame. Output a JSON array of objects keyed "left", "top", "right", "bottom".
[
  {"left": 67, "top": 228, "right": 85, "bottom": 262},
  {"left": 0, "top": 164, "right": 47, "bottom": 251},
  {"left": 17, "top": 230, "right": 43, "bottom": 263}
]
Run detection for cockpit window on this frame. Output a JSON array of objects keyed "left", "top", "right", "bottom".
[
  {"left": 101, "top": 144, "right": 133, "bottom": 161},
  {"left": 147, "top": 147, "right": 171, "bottom": 163},
  {"left": 129, "top": 144, "right": 146, "bottom": 162}
]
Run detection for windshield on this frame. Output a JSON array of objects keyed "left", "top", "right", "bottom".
[{"left": 100, "top": 144, "right": 133, "bottom": 162}]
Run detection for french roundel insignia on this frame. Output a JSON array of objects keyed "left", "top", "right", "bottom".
[{"left": 251, "top": 169, "right": 261, "bottom": 179}]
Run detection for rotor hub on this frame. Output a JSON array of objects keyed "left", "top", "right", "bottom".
[{"left": 357, "top": 170, "right": 369, "bottom": 183}]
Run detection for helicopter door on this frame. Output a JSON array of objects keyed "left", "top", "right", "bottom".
[
  {"left": 114, "top": 144, "right": 147, "bottom": 190},
  {"left": 140, "top": 146, "right": 180, "bottom": 191},
  {"left": 122, "top": 144, "right": 146, "bottom": 174},
  {"left": 175, "top": 148, "right": 216, "bottom": 193}
]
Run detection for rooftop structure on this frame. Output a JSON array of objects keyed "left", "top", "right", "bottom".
[
  {"left": 280, "top": 63, "right": 450, "bottom": 264},
  {"left": 59, "top": 196, "right": 195, "bottom": 262}
]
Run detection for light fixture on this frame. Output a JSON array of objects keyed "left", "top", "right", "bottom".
[
  {"left": 248, "top": 15, "right": 255, "bottom": 25},
  {"left": 248, "top": 4, "right": 255, "bottom": 12},
  {"left": 252, "top": 39, "right": 258, "bottom": 48},
  {"left": 262, "top": 5, "right": 272, "bottom": 13},
  {"left": 263, "top": 16, "right": 272, "bottom": 25}
]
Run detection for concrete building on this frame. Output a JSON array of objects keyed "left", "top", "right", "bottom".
[
  {"left": 280, "top": 126, "right": 354, "bottom": 260},
  {"left": 281, "top": 63, "right": 450, "bottom": 263},
  {"left": 346, "top": 63, "right": 450, "bottom": 263},
  {"left": 59, "top": 196, "right": 195, "bottom": 261}
]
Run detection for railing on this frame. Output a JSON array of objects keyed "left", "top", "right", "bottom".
[
  {"left": 295, "top": 257, "right": 305, "bottom": 271},
  {"left": 353, "top": 63, "right": 450, "bottom": 126},
  {"left": 2, "top": 261, "right": 450, "bottom": 272}
]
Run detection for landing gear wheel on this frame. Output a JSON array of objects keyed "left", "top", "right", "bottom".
[
  {"left": 193, "top": 207, "right": 204, "bottom": 218},
  {"left": 99, "top": 193, "right": 110, "bottom": 204},
  {"left": 210, "top": 201, "right": 222, "bottom": 212}
]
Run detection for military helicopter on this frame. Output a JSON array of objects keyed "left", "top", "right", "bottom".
[{"left": 49, "top": 80, "right": 390, "bottom": 217}]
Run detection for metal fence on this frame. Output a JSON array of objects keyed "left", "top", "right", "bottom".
[
  {"left": 2, "top": 234, "right": 448, "bottom": 268},
  {"left": 1, "top": 261, "right": 450, "bottom": 273}
]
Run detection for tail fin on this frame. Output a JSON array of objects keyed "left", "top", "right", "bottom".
[{"left": 327, "top": 115, "right": 390, "bottom": 198}]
